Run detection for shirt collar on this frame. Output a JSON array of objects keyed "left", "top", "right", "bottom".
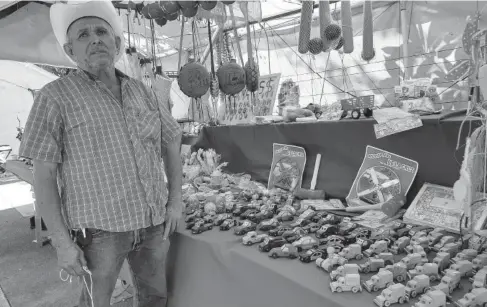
[{"left": 74, "top": 68, "right": 129, "bottom": 83}]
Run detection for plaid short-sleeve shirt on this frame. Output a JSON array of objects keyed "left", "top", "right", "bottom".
[{"left": 19, "top": 69, "right": 182, "bottom": 232}]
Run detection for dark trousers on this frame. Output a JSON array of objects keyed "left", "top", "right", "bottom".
[{"left": 79, "top": 224, "right": 169, "bottom": 307}]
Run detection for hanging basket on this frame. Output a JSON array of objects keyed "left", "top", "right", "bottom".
[
  {"left": 308, "top": 38, "right": 323, "bottom": 55},
  {"left": 155, "top": 18, "right": 167, "bottom": 27},
  {"left": 146, "top": 2, "right": 165, "bottom": 19},
  {"left": 200, "top": 1, "right": 217, "bottom": 11},
  {"left": 335, "top": 36, "right": 344, "bottom": 50},
  {"left": 166, "top": 11, "right": 179, "bottom": 21},
  {"left": 160, "top": 1, "right": 181, "bottom": 15},
  {"left": 178, "top": 1, "right": 198, "bottom": 9},
  {"left": 324, "top": 23, "right": 341, "bottom": 41},
  {"left": 217, "top": 59, "right": 245, "bottom": 95},
  {"left": 244, "top": 60, "right": 259, "bottom": 92},
  {"left": 178, "top": 60, "right": 211, "bottom": 98},
  {"left": 181, "top": 5, "right": 199, "bottom": 18}
]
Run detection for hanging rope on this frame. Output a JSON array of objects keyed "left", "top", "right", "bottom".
[{"left": 177, "top": 16, "right": 185, "bottom": 72}]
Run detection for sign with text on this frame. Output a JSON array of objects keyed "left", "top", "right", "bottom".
[
  {"left": 346, "top": 146, "right": 419, "bottom": 206},
  {"left": 219, "top": 73, "right": 281, "bottom": 125},
  {"left": 268, "top": 143, "right": 306, "bottom": 192}
]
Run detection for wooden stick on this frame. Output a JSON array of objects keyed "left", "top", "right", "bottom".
[{"left": 310, "top": 154, "right": 321, "bottom": 190}]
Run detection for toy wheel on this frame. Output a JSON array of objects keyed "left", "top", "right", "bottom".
[
  {"left": 340, "top": 110, "right": 348, "bottom": 119},
  {"left": 356, "top": 254, "right": 363, "bottom": 260},
  {"left": 385, "top": 260, "right": 393, "bottom": 266},
  {"left": 271, "top": 253, "right": 278, "bottom": 259},
  {"left": 289, "top": 254, "right": 297, "bottom": 259},
  {"left": 429, "top": 275, "right": 436, "bottom": 282},
  {"left": 396, "top": 275, "right": 404, "bottom": 282},
  {"left": 352, "top": 286, "right": 359, "bottom": 293},
  {"left": 336, "top": 287, "right": 343, "bottom": 293},
  {"left": 411, "top": 291, "right": 417, "bottom": 298},
  {"left": 399, "top": 297, "right": 405, "bottom": 304},
  {"left": 384, "top": 300, "right": 391, "bottom": 307},
  {"left": 209, "top": 225, "right": 213, "bottom": 229},
  {"left": 386, "top": 282, "right": 393, "bottom": 288},
  {"left": 424, "top": 287, "right": 430, "bottom": 294},
  {"left": 373, "top": 285, "right": 379, "bottom": 292},
  {"left": 363, "top": 108, "right": 373, "bottom": 118},
  {"left": 363, "top": 267, "right": 370, "bottom": 273},
  {"left": 351, "top": 109, "right": 361, "bottom": 119}
]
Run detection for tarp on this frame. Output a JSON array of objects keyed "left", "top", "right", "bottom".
[{"left": 0, "top": 61, "right": 59, "bottom": 156}]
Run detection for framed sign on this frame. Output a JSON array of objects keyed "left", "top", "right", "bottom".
[
  {"left": 219, "top": 73, "right": 281, "bottom": 125},
  {"left": 268, "top": 143, "right": 306, "bottom": 192}
]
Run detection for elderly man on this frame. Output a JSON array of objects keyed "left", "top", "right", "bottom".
[{"left": 19, "top": 1, "right": 182, "bottom": 307}]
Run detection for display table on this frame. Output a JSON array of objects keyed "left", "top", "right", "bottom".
[
  {"left": 193, "top": 112, "right": 480, "bottom": 203},
  {"left": 166, "top": 229, "right": 471, "bottom": 307}
]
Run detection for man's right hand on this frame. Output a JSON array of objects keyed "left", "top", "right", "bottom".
[{"left": 56, "top": 241, "right": 88, "bottom": 276}]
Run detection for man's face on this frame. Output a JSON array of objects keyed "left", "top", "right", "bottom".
[{"left": 64, "top": 17, "right": 121, "bottom": 70}]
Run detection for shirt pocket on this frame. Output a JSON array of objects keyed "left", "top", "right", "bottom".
[
  {"left": 135, "top": 108, "right": 161, "bottom": 144},
  {"left": 64, "top": 104, "right": 92, "bottom": 133}
]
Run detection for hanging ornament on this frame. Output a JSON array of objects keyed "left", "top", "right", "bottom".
[
  {"left": 222, "top": 1, "right": 235, "bottom": 5},
  {"left": 166, "top": 11, "right": 179, "bottom": 21},
  {"left": 160, "top": 1, "right": 181, "bottom": 15},
  {"left": 155, "top": 17, "right": 167, "bottom": 27},
  {"left": 308, "top": 38, "right": 324, "bottom": 55},
  {"left": 217, "top": 59, "right": 245, "bottom": 95},
  {"left": 181, "top": 5, "right": 199, "bottom": 18},
  {"left": 243, "top": 1, "right": 259, "bottom": 92},
  {"left": 178, "top": 1, "right": 198, "bottom": 9},
  {"left": 298, "top": 1, "right": 313, "bottom": 54},
  {"left": 324, "top": 23, "right": 341, "bottom": 41},
  {"left": 140, "top": 5, "right": 152, "bottom": 19},
  {"left": 146, "top": 2, "right": 165, "bottom": 19},
  {"left": 361, "top": 0, "right": 375, "bottom": 61},
  {"left": 340, "top": 0, "right": 354, "bottom": 54},
  {"left": 178, "top": 58, "right": 211, "bottom": 98},
  {"left": 334, "top": 36, "right": 344, "bottom": 50},
  {"left": 319, "top": 0, "right": 332, "bottom": 52},
  {"left": 200, "top": 1, "right": 217, "bottom": 11}
]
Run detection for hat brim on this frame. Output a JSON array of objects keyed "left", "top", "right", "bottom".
[{"left": 50, "top": 0, "right": 125, "bottom": 65}]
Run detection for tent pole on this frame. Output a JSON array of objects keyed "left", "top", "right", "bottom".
[
  {"left": 400, "top": 0, "right": 409, "bottom": 81},
  {"left": 202, "top": 26, "right": 222, "bottom": 65}
]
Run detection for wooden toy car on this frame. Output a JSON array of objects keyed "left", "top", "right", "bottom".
[
  {"left": 363, "top": 270, "right": 394, "bottom": 292},
  {"left": 409, "top": 263, "right": 441, "bottom": 281},
  {"left": 315, "top": 224, "right": 339, "bottom": 238},
  {"left": 292, "top": 236, "right": 319, "bottom": 252},
  {"left": 408, "top": 226, "right": 434, "bottom": 237},
  {"left": 243, "top": 209, "right": 261, "bottom": 221},
  {"left": 234, "top": 220, "right": 257, "bottom": 235},
  {"left": 289, "top": 218, "right": 312, "bottom": 228},
  {"left": 390, "top": 236, "right": 410, "bottom": 254},
  {"left": 269, "top": 243, "right": 299, "bottom": 259},
  {"left": 370, "top": 228, "right": 398, "bottom": 241},
  {"left": 433, "top": 269, "right": 461, "bottom": 295},
  {"left": 452, "top": 249, "right": 478, "bottom": 263},
  {"left": 257, "top": 218, "right": 280, "bottom": 231},
  {"left": 396, "top": 224, "right": 415, "bottom": 237},
  {"left": 448, "top": 260, "right": 474, "bottom": 278},
  {"left": 470, "top": 268, "right": 487, "bottom": 288},
  {"left": 321, "top": 214, "right": 342, "bottom": 225},
  {"left": 338, "top": 244, "right": 363, "bottom": 260},
  {"left": 319, "top": 235, "right": 346, "bottom": 246},
  {"left": 364, "top": 240, "right": 389, "bottom": 257},
  {"left": 406, "top": 238, "right": 430, "bottom": 253},
  {"left": 373, "top": 283, "right": 409, "bottom": 306},
  {"left": 414, "top": 290, "right": 447, "bottom": 307},
  {"left": 258, "top": 236, "right": 287, "bottom": 252},
  {"left": 405, "top": 274, "right": 430, "bottom": 298},
  {"left": 433, "top": 252, "right": 451, "bottom": 271},
  {"left": 316, "top": 254, "right": 348, "bottom": 272},
  {"left": 375, "top": 252, "right": 394, "bottom": 266},
  {"left": 213, "top": 213, "right": 233, "bottom": 226},
  {"left": 297, "top": 208, "right": 316, "bottom": 221},
  {"left": 427, "top": 229, "right": 448, "bottom": 246},
  {"left": 192, "top": 222, "right": 213, "bottom": 234},
  {"left": 356, "top": 237, "right": 374, "bottom": 250},
  {"left": 219, "top": 218, "right": 238, "bottom": 231},
  {"left": 340, "top": 95, "right": 374, "bottom": 120},
  {"left": 433, "top": 235, "right": 456, "bottom": 251},
  {"left": 275, "top": 210, "right": 294, "bottom": 222},
  {"left": 299, "top": 248, "right": 325, "bottom": 263},
  {"left": 186, "top": 217, "right": 204, "bottom": 229},
  {"left": 330, "top": 273, "right": 363, "bottom": 293},
  {"left": 381, "top": 264, "right": 406, "bottom": 284},
  {"left": 401, "top": 252, "right": 427, "bottom": 270},
  {"left": 232, "top": 204, "right": 250, "bottom": 217},
  {"left": 310, "top": 211, "right": 328, "bottom": 223},
  {"left": 242, "top": 231, "right": 269, "bottom": 246},
  {"left": 344, "top": 227, "right": 372, "bottom": 245},
  {"left": 330, "top": 264, "right": 360, "bottom": 281},
  {"left": 250, "top": 209, "right": 274, "bottom": 223},
  {"left": 302, "top": 222, "right": 323, "bottom": 233},
  {"left": 472, "top": 254, "right": 487, "bottom": 271},
  {"left": 439, "top": 242, "right": 462, "bottom": 258},
  {"left": 360, "top": 258, "right": 385, "bottom": 273},
  {"left": 455, "top": 287, "right": 487, "bottom": 307},
  {"left": 269, "top": 225, "right": 292, "bottom": 237},
  {"left": 318, "top": 242, "right": 345, "bottom": 258},
  {"left": 185, "top": 209, "right": 204, "bottom": 223}
]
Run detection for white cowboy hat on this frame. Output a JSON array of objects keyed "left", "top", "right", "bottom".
[{"left": 50, "top": 0, "right": 125, "bottom": 65}]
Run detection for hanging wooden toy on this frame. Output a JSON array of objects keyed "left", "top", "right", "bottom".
[
  {"left": 181, "top": 1, "right": 199, "bottom": 18},
  {"left": 200, "top": 1, "right": 217, "bottom": 11},
  {"left": 242, "top": 1, "right": 260, "bottom": 93},
  {"left": 319, "top": 0, "right": 332, "bottom": 52},
  {"left": 361, "top": 0, "right": 375, "bottom": 61},
  {"left": 298, "top": 1, "right": 313, "bottom": 54},
  {"left": 308, "top": 38, "right": 324, "bottom": 55},
  {"left": 160, "top": 1, "right": 181, "bottom": 15},
  {"left": 341, "top": 0, "right": 354, "bottom": 53}
]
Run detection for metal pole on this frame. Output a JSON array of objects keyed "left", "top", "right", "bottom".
[
  {"left": 400, "top": 0, "right": 409, "bottom": 81},
  {"left": 201, "top": 26, "right": 222, "bottom": 65}
]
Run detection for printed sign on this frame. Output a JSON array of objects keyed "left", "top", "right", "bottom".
[
  {"left": 374, "top": 116, "right": 423, "bottom": 139},
  {"left": 346, "top": 146, "right": 419, "bottom": 207},
  {"left": 268, "top": 143, "right": 306, "bottom": 192},
  {"left": 219, "top": 73, "right": 281, "bottom": 125}
]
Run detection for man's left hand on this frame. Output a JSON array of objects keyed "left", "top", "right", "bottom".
[{"left": 163, "top": 199, "right": 183, "bottom": 240}]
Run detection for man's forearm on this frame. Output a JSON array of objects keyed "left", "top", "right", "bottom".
[
  {"left": 164, "top": 136, "right": 183, "bottom": 206},
  {"left": 33, "top": 162, "right": 72, "bottom": 249}
]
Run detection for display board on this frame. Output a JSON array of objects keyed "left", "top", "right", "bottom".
[
  {"left": 219, "top": 73, "right": 281, "bottom": 125},
  {"left": 268, "top": 143, "right": 306, "bottom": 192}
]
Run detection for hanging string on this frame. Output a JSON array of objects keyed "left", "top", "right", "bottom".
[
  {"left": 208, "top": 20, "right": 218, "bottom": 120},
  {"left": 177, "top": 16, "right": 185, "bottom": 72}
]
